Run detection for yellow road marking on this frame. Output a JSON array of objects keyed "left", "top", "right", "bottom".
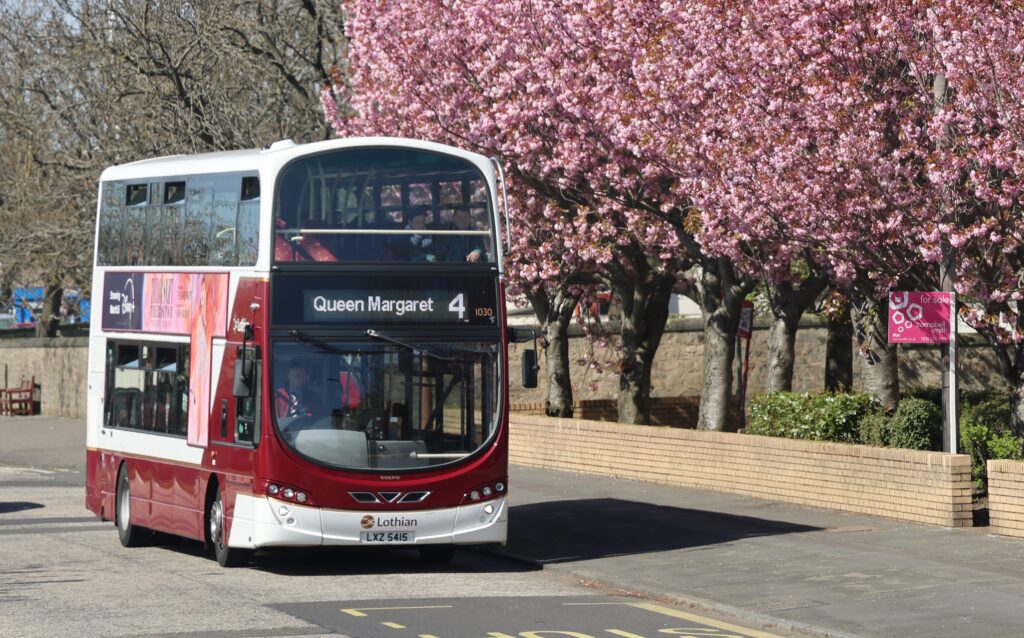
[
  {"left": 382, "top": 621, "right": 406, "bottom": 629},
  {"left": 629, "top": 602, "right": 784, "bottom": 638},
  {"left": 340, "top": 605, "right": 454, "bottom": 617},
  {"left": 486, "top": 633, "right": 518, "bottom": 638},
  {"left": 606, "top": 631, "right": 646, "bottom": 638},
  {"left": 562, "top": 603, "right": 633, "bottom": 606},
  {"left": 420, "top": 635, "right": 443, "bottom": 638}
]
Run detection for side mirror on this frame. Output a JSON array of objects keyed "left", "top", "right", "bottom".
[
  {"left": 521, "top": 349, "right": 538, "bottom": 388},
  {"left": 233, "top": 358, "right": 254, "bottom": 398},
  {"left": 508, "top": 326, "right": 535, "bottom": 343}
]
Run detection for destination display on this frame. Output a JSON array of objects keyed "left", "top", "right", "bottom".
[{"left": 272, "top": 273, "right": 499, "bottom": 327}]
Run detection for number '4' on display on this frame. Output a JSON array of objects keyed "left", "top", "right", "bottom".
[{"left": 449, "top": 293, "right": 465, "bottom": 319}]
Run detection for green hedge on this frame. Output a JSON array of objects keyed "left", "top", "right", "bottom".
[
  {"left": 958, "top": 395, "right": 1024, "bottom": 492},
  {"left": 747, "top": 391, "right": 878, "bottom": 443},
  {"left": 863, "top": 398, "right": 942, "bottom": 451},
  {"left": 748, "top": 388, "right": 1024, "bottom": 495}
]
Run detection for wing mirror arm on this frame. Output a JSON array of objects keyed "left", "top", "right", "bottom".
[{"left": 232, "top": 323, "right": 255, "bottom": 398}]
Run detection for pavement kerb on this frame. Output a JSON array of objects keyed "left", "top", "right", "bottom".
[{"left": 483, "top": 546, "right": 863, "bottom": 638}]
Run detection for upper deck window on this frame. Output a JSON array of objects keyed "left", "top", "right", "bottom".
[
  {"left": 164, "top": 181, "right": 186, "bottom": 205},
  {"left": 97, "top": 173, "right": 260, "bottom": 267},
  {"left": 274, "top": 148, "right": 495, "bottom": 265},
  {"left": 126, "top": 184, "right": 148, "bottom": 207}
]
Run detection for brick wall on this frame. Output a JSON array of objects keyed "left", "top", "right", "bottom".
[
  {"left": 987, "top": 460, "right": 1024, "bottom": 538},
  {"left": 510, "top": 413, "right": 974, "bottom": 527}
]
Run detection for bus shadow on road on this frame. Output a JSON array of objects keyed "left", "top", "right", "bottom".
[
  {"left": 146, "top": 533, "right": 540, "bottom": 575},
  {"left": 507, "top": 498, "right": 822, "bottom": 563},
  {"left": 0, "top": 501, "right": 44, "bottom": 514},
  {"left": 250, "top": 546, "right": 540, "bottom": 576}
]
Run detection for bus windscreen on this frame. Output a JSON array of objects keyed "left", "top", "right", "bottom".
[{"left": 271, "top": 339, "right": 500, "bottom": 471}]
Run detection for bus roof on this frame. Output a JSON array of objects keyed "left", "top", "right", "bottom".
[{"left": 99, "top": 137, "right": 496, "bottom": 183}]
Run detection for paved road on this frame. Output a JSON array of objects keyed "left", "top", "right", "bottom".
[
  {"left": 0, "top": 416, "right": 798, "bottom": 638},
  {"left": 6, "top": 415, "right": 1024, "bottom": 637}
]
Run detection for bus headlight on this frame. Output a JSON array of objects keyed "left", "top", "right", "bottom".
[
  {"left": 461, "top": 478, "right": 507, "bottom": 505},
  {"left": 262, "top": 480, "right": 315, "bottom": 506}
]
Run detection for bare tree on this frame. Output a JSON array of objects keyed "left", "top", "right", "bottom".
[{"left": 0, "top": 0, "right": 346, "bottom": 334}]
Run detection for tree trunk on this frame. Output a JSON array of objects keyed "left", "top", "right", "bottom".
[
  {"left": 615, "top": 274, "right": 674, "bottom": 424},
  {"left": 986, "top": 314, "right": 1024, "bottom": 437},
  {"left": 852, "top": 298, "right": 899, "bottom": 410},
  {"left": 526, "top": 289, "right": 579, "bottom": 417},
  {"left": 765, "top": 278, "right": 827, "bottom": 393},
  {"left": 701, "top": 305, "right": 740, "bottom": 430},
  {"left": 766, "top": 316, "right": 799, "bottom": 393},
  {"left": 1011, "top": 370, "right": 1024, "bottom": 438},
  {"left": 543, "top": 299, "right": 576, "bottom": 417},
  {"left": 825, "top": 303, "right": 854, "bottom": 391},
  {"left": 37, "top": 283, "right": 62, "bottom": 338},
  {"left": 695, "top": 257, "right": 754, "bottom": 431}
]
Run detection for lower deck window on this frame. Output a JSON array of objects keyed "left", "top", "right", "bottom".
[{"left": 105, "top": 341, "right": 189, "bottom": 436}]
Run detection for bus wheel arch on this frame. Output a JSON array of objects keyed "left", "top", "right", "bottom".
[{"left": 204, "top": 474, "right": 251, "bottom": 568}]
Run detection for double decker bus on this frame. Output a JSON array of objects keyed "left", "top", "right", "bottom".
[{"left": 85, "top": 137, "right": 531, "bottom": 566}]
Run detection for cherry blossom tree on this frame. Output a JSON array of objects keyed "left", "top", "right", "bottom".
[
  {"left": 690, "top": 0, "right": 943, "bottom": 409},
  {"left": 324, "top": 0, "right": 692, "bottom": 424},
  {"left": 917, "top": 1, "right": 1024, "bottom": 431}
]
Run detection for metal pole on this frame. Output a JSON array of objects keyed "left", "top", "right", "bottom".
[
  {"left": 934, "top": 71, "right": 958, "bottom": 453},
  {"left": 948, "top": 292, "right": 958, "bottom": 453}
]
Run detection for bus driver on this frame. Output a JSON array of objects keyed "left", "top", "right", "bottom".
[{"left": 274, "top": 362, "right": 323, "bottom": 418}]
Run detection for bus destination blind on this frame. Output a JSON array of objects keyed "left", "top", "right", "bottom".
[{"left": 273, "top": 274, "right": 498, "bottom": 327}]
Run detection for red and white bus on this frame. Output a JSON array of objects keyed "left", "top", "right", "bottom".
[{"left": 85, "top": 137, "right": 533, "bottom": 566}]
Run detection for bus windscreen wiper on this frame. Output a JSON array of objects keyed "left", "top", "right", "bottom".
[
  {"left": 290, "top": 330, "right": 348, "bottom": 356},
  {"left": 365, "top": 329, "right": 455, "bottom": 362}
]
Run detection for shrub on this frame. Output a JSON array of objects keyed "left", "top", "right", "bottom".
[
  {"left": 857, "top": 398, "right": 942, "bottom": 451},
  {"left": 961, "top": 395, "right": 1012, "bottom": 433},
  {"left": 858, "top": 412, "right": 888, "bottom": 447},
  {"left": 958, "top": 394, "right": 1023, "bottom": 492},
  {"left": 885, "top": 398, "right": 942, "bottom": 450},
  {"left": 748, "top": 391, "right": 878, "bottom": 443}
]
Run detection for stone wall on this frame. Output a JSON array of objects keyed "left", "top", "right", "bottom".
[
  {"left": 508, "top": 316, "right": 1005, "bottom": 411},
  {"left": 510, "top": 396, "right": 738, "bottom": 428},
  {"left": 510, "top": 413, "right": 974, "bottom": 527},
  {"left": 987, "top": 460, "right": 1024, "bottom": 538},
  {"left": 0, "top": 337, "right": 88, "bottom": 418}
]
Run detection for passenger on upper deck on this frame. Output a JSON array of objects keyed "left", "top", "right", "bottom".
[
  {"left": 440, "top": 206, "right": 485, "bottom": 263},
  {"left": 394, "top": 207, "right": 438, "bottom": 262}
]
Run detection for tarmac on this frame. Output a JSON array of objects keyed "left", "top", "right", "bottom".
[{"left": 4, "top": 415, "right": 1024, "bottom": 637}]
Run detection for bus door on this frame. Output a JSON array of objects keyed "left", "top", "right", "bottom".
[{"left": 209, "top": 346, "right": 260, "bottom": 511}]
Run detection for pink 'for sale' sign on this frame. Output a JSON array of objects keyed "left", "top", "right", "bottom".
[{"left": 888, "top": 291, "right": 952, "bottom": 344}]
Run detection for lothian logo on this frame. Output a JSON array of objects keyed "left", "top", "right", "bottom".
[{"left": 360, "top": 515, "right": 375, "bottom": 529}]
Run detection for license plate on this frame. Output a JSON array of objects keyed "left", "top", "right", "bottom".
[{"left": 360, "top": 531, "right": 414, "bottom": 544}]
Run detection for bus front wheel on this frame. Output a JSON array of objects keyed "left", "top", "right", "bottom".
[
  {"left": 208, "top": 487, "right": 251, "bottom": 568},
  {"left": 115, "top": 464, "right": 147, "bottom": 547}
]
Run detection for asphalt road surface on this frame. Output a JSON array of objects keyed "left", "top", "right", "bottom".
[{"left": 0, "top": 432, "right": 799, "bottom": 638}]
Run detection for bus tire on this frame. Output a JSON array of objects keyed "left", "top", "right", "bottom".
[
  {"left": 208, "top": 486, "right": 251, "bottom": 568},
  {"left": 115, "top": 464, "right": 147, "bottom": 547},
  {"left": 419, "top": 545, "right": 455, "bottom": 564}
]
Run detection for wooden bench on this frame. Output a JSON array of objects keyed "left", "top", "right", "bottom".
[{"left": 1, "top": 376, "right": 35, "bottom": 416}]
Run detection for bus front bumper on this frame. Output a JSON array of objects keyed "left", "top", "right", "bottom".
[{"left": 228, "top": 494, "right": 508, "bottom": 549}]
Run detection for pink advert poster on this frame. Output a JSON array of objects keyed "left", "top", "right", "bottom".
[
  {"left": 142, "top": 273, "right": 228, "bottom": 447},
  {"left": 888, "top": 291, "right": 951, "bottom": 344}
]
